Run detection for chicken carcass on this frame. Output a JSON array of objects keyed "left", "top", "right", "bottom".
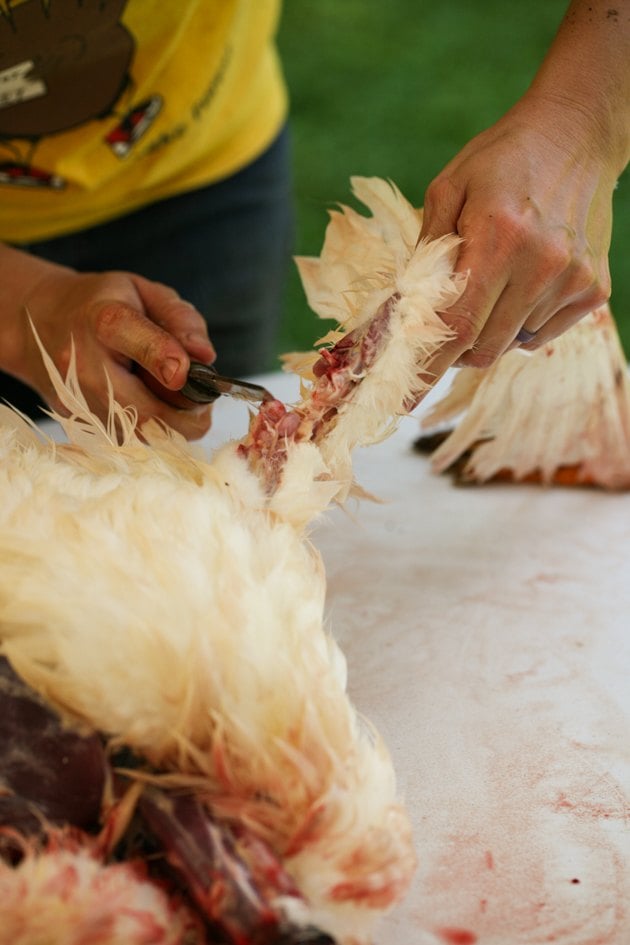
[
  {"left": 0, "top": 178, "right": 464, "bottom": 944},
  {"left": 418, "top": 304, "right": 630, "bottom": 489}
]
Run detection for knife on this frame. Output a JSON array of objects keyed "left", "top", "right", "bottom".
[{"left": 180, "top": 362, "right": 274, "bottom": 405}]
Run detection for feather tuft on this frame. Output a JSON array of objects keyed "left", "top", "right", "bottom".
[
  {"left": 0, "top": 176, "right": 470, "bottom": 941},
  {"left": 421, "top": 305, "right": 630, "bottom": 488},
  {"left": 0, "top": 837, "right": 202, "bottom": 945}
]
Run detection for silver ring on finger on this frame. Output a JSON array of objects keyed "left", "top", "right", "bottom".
[{"left": 515, "top": 327, "right": 538, "bottom": 344}]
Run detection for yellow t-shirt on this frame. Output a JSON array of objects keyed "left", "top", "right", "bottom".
[{"left": 0, "top": 0, "right": 287, "bottom": 242}]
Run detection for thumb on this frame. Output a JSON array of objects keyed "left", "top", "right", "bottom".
[
  {"left": 94, "top": 300, "right": 191, "bottom": 390},
  {"left": 418, "top": 175, "right": 465, "bottom": 245},
  {"left": 130, "top": 275, "right": 216, "bottom": 364}
]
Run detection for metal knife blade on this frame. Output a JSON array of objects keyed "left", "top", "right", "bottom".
[{"left": 180, "top": 362, "right": 274, "bottom": 405}]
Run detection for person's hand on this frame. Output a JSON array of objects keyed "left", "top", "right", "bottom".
[
  {"left": 19, "top": 264, "right": 216, "bottom": 439},
  {"left": 418, "top": 92, "right": 616, "bottom": 383}
]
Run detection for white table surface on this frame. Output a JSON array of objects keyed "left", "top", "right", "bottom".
[
  {"left": 42, "top": 371, "right": 630, "bottom": 945},
  {"left": 200, "top": 371, "right": 630, "bottom": 945}
]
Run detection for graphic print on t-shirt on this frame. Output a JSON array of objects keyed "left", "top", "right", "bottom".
[{"left": 0, "top": 0, "right": 162, "bottom": 188}]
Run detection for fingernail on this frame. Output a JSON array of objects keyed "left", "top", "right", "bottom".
[{"left": 161, "top": 358, "right": 181, "bottom": 385}]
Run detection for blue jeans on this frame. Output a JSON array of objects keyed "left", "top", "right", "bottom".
[{"left": 2, "top": 126, "right": 294, "bottom": 417}]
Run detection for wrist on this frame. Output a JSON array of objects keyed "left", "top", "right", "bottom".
[
  {"left": 523, "top": 1, "right": 630, "bottom": 177},
  {"left": 0, "top": 244, "right": 74, "bottom": 381},
  {"left": 523, "top": 82, "right": 629, "bottom": 179},
  {"left": 509, "top": 87, "right": 628, "bottom": 183}
]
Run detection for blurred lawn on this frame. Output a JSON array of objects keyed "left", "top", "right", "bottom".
[{"left": 276, "top": 0, "right": 630, "bottom": 357}]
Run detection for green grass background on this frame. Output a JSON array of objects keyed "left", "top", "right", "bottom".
[{"left": 276, "top": 1, "right": 630, "bottom": 357}]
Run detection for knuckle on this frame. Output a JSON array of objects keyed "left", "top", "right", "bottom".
[
  {"left": 424, "top": 173, "right": 457, "bottom": 209},
  {"left": 490, "top": 207, "right": 533, "bottom": 251},
  {"left": 589, "top": 275, "right": 612, "bottom": 309},
  {"left": 563, "top": 260, "right": 611, "bottom": 312},
  {"left": 541, "top": 243, "right": 572, "bottom": 280},
  {"left": 461, "top": 347, "right": 500, "bottom": 370},
  {"left": 577, "top": 285, "right": 610, "bottom": 317},
  {"left": 566, "top": 257, "right": 597, "bottom": 296},
  {"left": 491, "top": 213, "right": 574, "bottom": 281},
  {"left": 94, "top": 301, "right": 126, "bottom": 337},
  {"left": 424, "top": 175, "right": 445, "bottom": 204},
  {"left": 598, "top": 268, "right": 612, "bottom": 300},
  {"left": 137, "top": 340, "right": 160, "bottom": 368},
  {"left": 445, "top": 314, "right": 478, "bottom": 349}
]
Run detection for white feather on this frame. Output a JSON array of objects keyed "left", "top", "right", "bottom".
[
  {"left": 0, "top": 176, "right": 470, "bottom": 941},
  {"left": 423, "top": 306, "right": 630, "bottom": 488},
  {"left": 0, "top": 842, "right": 200, "bottom": 945}
]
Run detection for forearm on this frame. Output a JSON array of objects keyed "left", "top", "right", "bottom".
[{"left": 524, "top": 0, "right": 630, "bottom": 174}]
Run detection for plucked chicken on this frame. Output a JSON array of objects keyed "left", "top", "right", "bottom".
[{"left": 0, "top": 178, "right": 465, "bottom": 944}]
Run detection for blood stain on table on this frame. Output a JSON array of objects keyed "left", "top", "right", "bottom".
[{"left": 436, "top": 928, "right": 478, "bottom": 944}]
